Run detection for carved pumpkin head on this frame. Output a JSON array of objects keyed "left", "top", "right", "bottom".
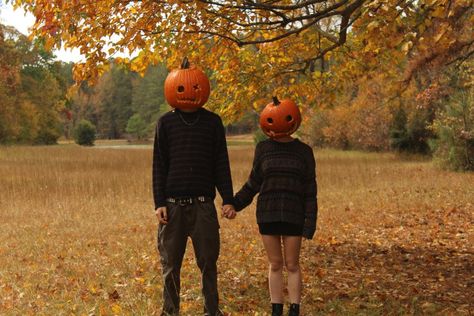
[
  {"left": 259, "top": 96, "right": 301, "bottom": 138},
  {"left": 164, "top": 57, "right": 211, "bottom": 110}
]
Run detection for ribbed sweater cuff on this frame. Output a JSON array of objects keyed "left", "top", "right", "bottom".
[
  {"left": 154, "top": 200, "right": 167, "bottom": 209},
  {"left": 303, "top": 227, "right": 315, "bottom": 240},
  {"left": 222, "top": 196, "right": 235, "bottom": 206}
]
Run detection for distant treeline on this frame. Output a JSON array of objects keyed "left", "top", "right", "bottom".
[
  {"left": 1, "top": 23, "right": 472, "bottom": 170},
  {"left": 0, "top": 23, "right": 257, "bottom": 145}
]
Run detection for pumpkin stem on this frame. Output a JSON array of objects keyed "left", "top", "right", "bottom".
[
  {"left": 181, "top": 57, "right": 190, "bottom": 69},
  {"left": 272, "top": 96, "right": 281, "bottom": 105}
]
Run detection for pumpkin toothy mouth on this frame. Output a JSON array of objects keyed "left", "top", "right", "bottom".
[
  {"left": 177, "top": 97, "right": 201, "bottom": 105},
  {"left": 267, "top": 121, "right": 298, "bottom": 138}
]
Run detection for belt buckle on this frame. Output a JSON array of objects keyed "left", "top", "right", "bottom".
[{"left": 178, "top": 198, "right": 192, "bottom": 206}]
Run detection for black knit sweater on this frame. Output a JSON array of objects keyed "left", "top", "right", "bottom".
[
  {"left": 234, "top": 138, "right": 317, "bottom": 239},
  {"left": 152, "top": 108, "right": 234, "bottom": 208}
]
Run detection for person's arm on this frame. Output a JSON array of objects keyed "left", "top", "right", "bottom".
[
  {"left": 303, "top": 148, "right": 317, "bottom": 239},
  {"left": 152, "top": 118, "right": 169, "bottom": 210},
  {"left": 214, "top": 116, "right": 235, "bottom": 206},
  {"left": 233, "top": 145, "right": 262, "bottom": 212}
]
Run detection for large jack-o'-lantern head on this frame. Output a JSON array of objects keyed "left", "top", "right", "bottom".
[
  {"left": 164, "top": 57, "right": 211, "bottom": 110},
  {"left": 259, "top": 96, "right": 301, "bottom": 139}
]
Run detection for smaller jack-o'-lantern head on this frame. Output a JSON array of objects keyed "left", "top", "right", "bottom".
[
  {"left": 259, "top": 96, "right": 301, "bottom": 139},
  {"left": 164, "top": 57, "right": 211, "bottom": 110}
]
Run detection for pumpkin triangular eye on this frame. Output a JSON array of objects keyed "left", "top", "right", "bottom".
[
  {"left": 286, "top": 115, "right": 293, "bottom": 122},
  {"left": 193, "top": 84, "right": 200, "bottom": 90},
  {"left": 267, "top": 118, "right": 273, "bottom": 124}
]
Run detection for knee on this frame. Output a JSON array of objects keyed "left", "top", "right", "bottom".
[
  {"left": 269, "top": 260, "right": 284, "bottom": 272},
  {"left": 196, "top": 257, "right": 218, "bottom": 272},
  {"left": 285, "top": 261, "right": 300, "bottom": 273}
]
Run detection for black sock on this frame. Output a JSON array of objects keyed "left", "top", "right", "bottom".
[
  {"left": 288, "top": 303, "right": 300, "bottom": 316},
  {"left": 272, "top": 303, "right": 283, "bottom": 316}
]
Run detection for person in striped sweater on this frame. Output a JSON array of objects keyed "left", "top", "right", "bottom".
[
  {"left": 153, "top": 58, "right": 235, "bottom": 316},
  {"left": 225, "top": 97, "right": 317, "bottom": 316}
]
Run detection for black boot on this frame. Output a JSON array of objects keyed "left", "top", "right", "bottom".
[
  {"left": 288, "top": 303, "right": 300, "bottom": 316},
  {"left": 272, "top": 303, "right": 283, "bottom": 316}
]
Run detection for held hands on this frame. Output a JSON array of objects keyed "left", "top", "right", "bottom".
[
  {"left": 222, "top": 204, "right": 236, "bottom": 219},
  {"left": 155, "top": 206, "right": 168, "bottom": 224}
]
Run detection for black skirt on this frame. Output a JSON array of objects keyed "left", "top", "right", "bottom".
[{"left": 258, "top": 222, "right": 303, "bottom": 236}]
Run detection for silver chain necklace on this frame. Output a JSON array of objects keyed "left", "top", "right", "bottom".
[{"left": 177, "top": 111, "right": 200, "bottom": 126}]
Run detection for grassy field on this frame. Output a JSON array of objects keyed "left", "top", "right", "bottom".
[{"left": 0, "top": 142, "right": 473, "bottom": 315}]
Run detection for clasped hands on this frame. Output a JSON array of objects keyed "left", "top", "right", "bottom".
[
  {"left": 155, "top": 204, "right": 236, "bottom": 224},
  {"left": 222, "top": 204, "right": 236, "bottom": 219}
]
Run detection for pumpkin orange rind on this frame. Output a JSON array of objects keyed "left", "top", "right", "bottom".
[
  {"left": 259, "top": 96, "right": 301, "bottom": 139},
  {"left": 164, "top": 57, "right": 211, "bottom": 110}
]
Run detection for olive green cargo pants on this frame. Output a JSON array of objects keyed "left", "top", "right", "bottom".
[{"left": 158, "top": 200, "right": 221, "bottom": 315}]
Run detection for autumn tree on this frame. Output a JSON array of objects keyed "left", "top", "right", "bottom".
[
  {"left": 12, "top": 0, "right": 473, "bottom": 164},
  {"left": 13, "top": 0, "right": 472, "bottom": 113},
  {"left": 0, "top": 24, "right": 22, "bottom": 143},
  {"left": 0, "top": 23, "right": 69, "bottom": 144}
]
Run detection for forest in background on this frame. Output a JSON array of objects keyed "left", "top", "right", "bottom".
[
  {"left": 0, "top": 23, "right": 256, "bottom": 144},
  {"left": 1, "top": 0, "right": 473, "bottom": 171}
]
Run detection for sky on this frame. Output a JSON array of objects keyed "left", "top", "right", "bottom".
[{"left": 0, "top": 2, "right": 84, "bottom": 62}]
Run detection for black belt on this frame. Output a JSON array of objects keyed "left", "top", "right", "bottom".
[{"left": 166, "top": 196, "right": 212, "bottom": 206}]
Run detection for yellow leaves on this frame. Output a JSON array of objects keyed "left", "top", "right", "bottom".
[
  {"left": 113, "top": 57, "right": 129, "bottom": 65},
  {"left": 430, "top": 6, "right": 446, "bottom": 19},
  {"left": 88, "top": 285, "right": 98, "bottom": 295},
  {"left": 401, "top": 41, "right": 413, "bottom": 54},
  {"left": 134, "top": 277, "right": 145, "bottom": 284},
  {"left": 405, "top": 32, "right": 417, "bottom": 41},
  {"left": 130, "top": 51, "right": 161, "bottom": 76},
  {"left": 367, "top": 21, "right": 380, "bottom": 32},
  {"left": 11, "top": 0, "right": 471, "bottom": 122},
  {"left": 111, "top": 304, "right": 122, "bottom": 315},
  {"left": 433, "top": 31, "right": 445, "bottom": 43},
  {"left": 97, "top": 63, "right": 110, "bottom": 77},
  {"left": 44, "top": 36, "right": 56, "bottom": 51},
  {"left": 72, "top": 63, "right": 85, "bottom": 82}
]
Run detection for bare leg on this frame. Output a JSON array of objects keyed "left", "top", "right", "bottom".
[
  {"left": 283, "top": 236, "right": 302, "bottom": 304},
  {"left": 261, "top": 235, "right": 284, "bottom": 303}
]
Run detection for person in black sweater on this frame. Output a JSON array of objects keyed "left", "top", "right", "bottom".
[
  {"left": 226, "top": 97, "right": 317, "bottom": 316},
  {"left": 153, "top": 58, "right": 235, "bottom": 316}
]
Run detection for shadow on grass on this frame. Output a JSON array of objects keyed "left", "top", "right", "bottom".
[{"left": 303, "top": 242, "right": 473, "bottom": 315}]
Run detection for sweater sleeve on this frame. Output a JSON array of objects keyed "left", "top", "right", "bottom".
[
  {"left": 152, "top": 119, "right": 169, "bottom": 209},
  {"left": 214, "top": 116, "right": 234, "bottom": 205},
  {"left": 302, "top": 148, "right": 318, "bottom": 239},
  {"left": 233, "top": 145, "right": 262, "bottom": 212}
]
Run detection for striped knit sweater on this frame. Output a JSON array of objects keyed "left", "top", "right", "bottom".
[
  {"left": 152, "top": 108, "right": 234, "bottom": 208},
  {"left": 234, "top": 138, "right": 317, "bottom": 239}
]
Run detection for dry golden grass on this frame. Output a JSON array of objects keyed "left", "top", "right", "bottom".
[{"left": 0, "top": 144, "right": 472, "bottom": 315}]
